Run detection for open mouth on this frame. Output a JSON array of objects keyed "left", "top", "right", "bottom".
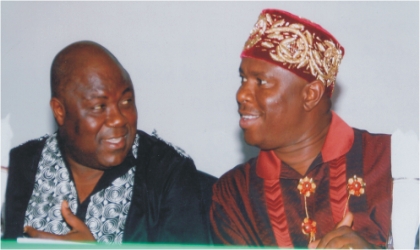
[
  {"left": 105, "top": 137, "right": 125, "bottom": 144},
  {"left": 239, "top": 113, "right": 260, "bottom": 129},
  {"left": 241, "top": 114, "right": 260, "bottom": 120},
  {"left": 103, "top": 135, "right": 127, "bottom": 149}
]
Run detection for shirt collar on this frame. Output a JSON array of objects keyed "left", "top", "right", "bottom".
[
  {"left": 256, "top": 111, "right": 354, "bottom": 180},
  {"left": 321, "top": 111, "right": 354, "bottom": 162}
]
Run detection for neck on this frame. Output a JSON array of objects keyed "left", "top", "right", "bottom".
[
  {"left": 65, "top": 155, "right": 104, "bottom": 203},
  {"left": 273, "top": 111, "right": 332, "bottom": 176},
  {"left": 70, "top": 162, "right": 104, "bottom": 179}
]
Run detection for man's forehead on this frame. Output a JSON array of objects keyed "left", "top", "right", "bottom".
[
  {"left": 58, "top": 43, "right": 120, "bottom": 75},
  {"left": 69, "top": 75, "right": 132, "bottom": 93},
  {"left": 81, "top": 86, "right": 134, "bottom": 100},
  {"left": 65, "top": 57, "right": 129, "bottom": 85},
  {"left": 240, "top": 58, "right": 279, "bottom": 75},
  {"left": 61, "top": 68, "right": 131, "bottom": 101},
  {"left": 240, "top": 57, "right": 308, "bottom": 84}
]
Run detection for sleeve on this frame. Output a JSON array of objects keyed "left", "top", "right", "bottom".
[
  {"left": 153, "top": 156, "right": 210, "bottom": 244},
  {"left": 123, "top": 132, "right": 211, "bottom": 244},
  {"left": 3, "top": 141, "right": 41, "bottom": 240},
  {"left": 354, "top": 133, "right": 392, "bottom": 248},
  {"left": 209, "top": 182, "right": 249, "bottom": 246}
]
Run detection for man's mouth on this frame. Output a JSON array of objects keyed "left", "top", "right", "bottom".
[
  {"left": 239, "top": 113, "right": 261, "bottom": 129},
  {"left": 103, "top": 135, "right": 127, "bottom": 149},
  {"left": 241, "top": 114, "right": 260, "bottom": 120},
  {"left": 105, "top": 137, "right": 125, "bottom": 144}
]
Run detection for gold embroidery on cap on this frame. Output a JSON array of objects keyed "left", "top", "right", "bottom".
[{"left": 244, "top": 13, "right": 343, "bottom": 87}]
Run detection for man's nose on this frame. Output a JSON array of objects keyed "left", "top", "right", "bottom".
[
  {"left": 107, "top": 106, "right": 127, "bottom": 128},
  {"left": 236, "top": 83, "right": 253, "bottom": 105}
]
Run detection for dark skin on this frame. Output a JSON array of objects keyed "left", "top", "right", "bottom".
[
  {"left": 237, "top": 57, "right": 376, "bottom": 249},
  {"left": 24, "top": 41, "right": 138, "bottom": 242}
]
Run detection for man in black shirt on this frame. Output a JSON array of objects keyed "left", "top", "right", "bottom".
[{"left": 4, "top": 41, "right": 213, "bottom": 244}]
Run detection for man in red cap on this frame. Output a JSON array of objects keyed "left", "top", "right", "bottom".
[{"left": 210, "top": 9, "right": 392, "bottom": 249}]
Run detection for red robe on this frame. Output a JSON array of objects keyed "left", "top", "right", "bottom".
[{"left": 210, "top": 113, "right": 392, "bottom": 248}]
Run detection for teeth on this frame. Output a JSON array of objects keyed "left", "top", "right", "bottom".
[
  {"left": 242, "top": 115, "right": 259, "bottom": 120},
  {"left": 106, "top": 137, "right": 123, "bottom": 143}
]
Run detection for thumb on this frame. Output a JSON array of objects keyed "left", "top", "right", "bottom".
[
  {"left": 336, "top": 211, "right": 353, "bottom": 228},
  {"left": 308, "top": 239, "right": 320, "bottom": 249},
  {"left": 61, "top": 200, "right": 82, "bottom": 229}
]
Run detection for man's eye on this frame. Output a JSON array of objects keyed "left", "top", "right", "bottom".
[
  {"left": 121, "top": 99, "right": 132, "bottom": 105},
  {"left": 258, "top": 79, "right": 268, "bottom": 85},
  {"left": 240, "top": 76, "right": 248, "bottom": 83},
  {"left": 92, "top": 104, "right": 104, "bottom": 111}
]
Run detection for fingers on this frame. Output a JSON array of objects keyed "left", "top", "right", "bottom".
[
  {"left": 310, "top": 212, "right": 354, "bottom": 248},
  {"left": 23, "top": 201, "right": 77, "bottom": 241},
  {"left": 318, "top": 228, "right": 353, "bottom": 248},
  {"left": 23, "top": 201, "right": 95, "bottom": 242},
  {"left": 60, "top": 200, "right": 83, "bottom": 230},
  {"left": 308, "top": 239, "right": 320, "bottom": 249},
  {"left": 336, "top": 211, "right": 353, "bottom": 228},
  {"left": 61, "top": 200, "right": 73, "bottom": 224},
  {"left": 24, "top": 226, "right": 62, "bottom": 240},
  {"left": 60, "top": 200, "right": 95, "bottom": 241}
]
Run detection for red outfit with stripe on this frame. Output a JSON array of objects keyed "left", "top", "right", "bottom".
[{"left": 210, "top": 112, "right": 392, "bottom": 248}]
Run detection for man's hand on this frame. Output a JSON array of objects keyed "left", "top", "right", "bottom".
[
  {"left": 24, "top": 200, "right": 95, "bottom": 242},
  {"left": 308, "top": 212, "right": 375, "bottom": 249}
]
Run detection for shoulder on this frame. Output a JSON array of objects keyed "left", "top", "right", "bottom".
[
  {"left": 136, "top": 130, "right": 191, "bottom": 160},
  {"left": 135, "top": 130, "right": 196, "bottom": 179},
  {"left": 9, "top": 135, "right": 49, "bottom": 165},
  {"left": 352, "top": 128, "right": 392, "bottom": 194},
  {"left": 213, "top": 157, "right": 257, "bottom": 199},
  {"left": 218, "top": 159, "right": 254, "bottom": 184},
  {"left": 354, "top": 128, "right": 391, "bottom": 146},
  {"left": 354, "top": 129, "right": 391, "bottom": 157},
  {"left": 354, "top": 129, "right": 391, "bottom": 167}
]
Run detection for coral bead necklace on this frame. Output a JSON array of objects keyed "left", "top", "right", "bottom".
[{"left": 297, "top": 175, "right": 366, "bottom": 243}]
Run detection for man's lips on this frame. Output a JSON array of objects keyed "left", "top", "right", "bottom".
[
  {"left": 239, "top": 113, "right": 261, "bottom": 129},
  {"left": 103, "top": 135, "right": 127, "bottom": 149},
  {"left": 105, "top": 136, "right": 125, "bottom": 143},
  {"left": 240, "top": 114, "right": 260, "bottom": 120}
]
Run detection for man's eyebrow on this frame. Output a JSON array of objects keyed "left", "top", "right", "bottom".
[
  {"left": 84, "top": 87, "right": 133, "bottom": 100},
  {"left": 86, "top": 94, "right": 107, "bottom": 100},
  {"left": 122, "top": 87, "right": 133, "bottom": 94},
  {"left": 239, "top": 67, "right": 266, "bottom": 78}
]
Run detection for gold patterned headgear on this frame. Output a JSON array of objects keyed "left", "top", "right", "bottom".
[{"left": 241, "top": 9, "right": 345, "bottom": 97}]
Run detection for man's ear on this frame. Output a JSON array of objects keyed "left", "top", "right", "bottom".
[
  {"left": 302, "top": 80, "right": 325, "bottom": 111},
  {"left": 50, "top": 97, "right": 66, "bottom": 126}
]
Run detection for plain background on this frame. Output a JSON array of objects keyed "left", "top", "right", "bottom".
[{"left": 1, "top": 1, "right": 418, "bottom": 178}]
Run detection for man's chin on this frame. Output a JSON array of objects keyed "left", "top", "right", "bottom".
[
  {"left": 98, "top": 157, "right": 127, "bottom": 169},
  {"left": 99, "top": 144, "right": 132, "bottom": 161},
  {"left": 243, "top": 132, "right": 260, "bottom": 147}
]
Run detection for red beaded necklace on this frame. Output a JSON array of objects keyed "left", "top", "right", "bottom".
[{"left": 297, "top": 175, "right": 365, "bottom": 243}]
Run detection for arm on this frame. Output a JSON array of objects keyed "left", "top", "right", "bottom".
[
  {"left": 210, "top": 191, "right": 249, "bottom": 246},
  {"left": 3, "top": 141, "right": 42, "bottom": 239},
  {"left": 154, "top": 156, "right": 209, "bottom": 244},
  {"left": 24, "top": 201, "right": 95, "bottom": 242},
  {"left": 4, "top": 139, "right": 95, "bottom": 242},
  {"left": 309, "top": 133, "right": 392, "bottom": 249},
  {"left": 308, "top": 212, "right": 381, "bottom": 249}
]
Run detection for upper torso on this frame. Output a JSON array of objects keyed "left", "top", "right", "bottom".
[
  {"left": 4, "top": 130, "right": 210, "bottom": 244},
  {"left": 211, "top": 113, "right": 392, "bottom": 248}
]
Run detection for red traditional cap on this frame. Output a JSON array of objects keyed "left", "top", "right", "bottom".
[{"left": 241, "top": 9, "right": 345, "bottom": 97}]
